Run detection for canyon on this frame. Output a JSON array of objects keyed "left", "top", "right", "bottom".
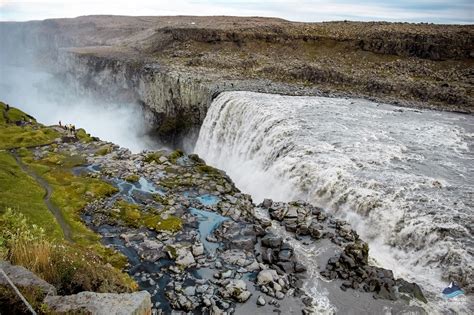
[{"left": 0, "top": 15, "right": 473, "bottom": 314}]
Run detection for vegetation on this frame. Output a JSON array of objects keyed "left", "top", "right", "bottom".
[
  {"left": 75, "top": 128, "right": 94, "bottom": 143},
  {"left": 168, "top": 149, "right": 184, "bottom": 163},
  {"left": 21, "top": 150, "right": 120, "bottom": 250},
  {"left": 0, "top": 151, "right": 63, "bottom": 239},
  {"left": 0, "top": 102, "right": 59, "bottom": 149},
  {"left": 125, "top": 174, "right": 140, "bottom": 182},
  {"left": 95, "top": 144, "right": 113, "bottom": 156},
  {"left": 0, "top": 209, "right": 136, "bottom": 295},
  {"left": 144, "top": 152, "right": 163, "bottom": 163},
  {"left": 0, "top": 103, "right": 137, "bottom": 307},
  {"left": 196, "top": 164, "right": 222, "bottom": 176},
  {"left": 113, "top": 200, "right": 182, "bottom": 233}
]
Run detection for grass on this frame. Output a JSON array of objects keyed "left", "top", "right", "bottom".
[
  {"left": 0, "top": 209, "right": 137, "bottom": 297},
  {"left": 22, "top": 150, "right": 119, "bottom": 247},
  {"left": 0, "top": 103, "right": 137, "bottom": 300},
  {"left": 0, "top": 103, "right": 59, "bottom": 150},
  {"left": 196, "top": 164, "right": 222, "bottom": 176},
  {"left": 113, "top": 200, "right": 182, "bottom": 233},
  {"left": 0, "top": 151, "right": 63, "bottom": 239},
  {"left": 76, "top": 128, "right": 94, "bottom": 143},
  {"left": 0, "top": 125, "right": 59, "bottom": 150}
]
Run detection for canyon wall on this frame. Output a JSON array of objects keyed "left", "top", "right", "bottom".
[{"left": 1, "top": 16, "right": 473, "bottom": 148}]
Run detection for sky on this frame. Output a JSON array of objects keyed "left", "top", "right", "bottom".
[{"left": 0, "top": 0, "right": 472, "bottom": 24}]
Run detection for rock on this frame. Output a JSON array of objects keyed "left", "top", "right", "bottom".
[
  {"left": 278, "top": 249, "right": 293, "bottom": 261},
  {"left": 0, "top": 261, "right": 56, "bottom": 296},
  {"left": 275, "top": 291, "right": 285, "bottom": 300},
  {"left": 257, "top": 269, "right": 278, "bottom": 286},
  {"left": 397, "top": 280, "right": 428, "bottom": 303},
  {"left": 261, "top": 233, "right": 283, "bottom": 248},
  {"left": 192, "top": 243, "right": 204, "bottom": 256},
  {"left": 237, "top": 290, "right": 252, "bottom": 302},
  {"left": 176, "top": 248, "right": 196, "bottom": 268},
  {"left": 285, "top": 206, "right": 298, "bottom": 218},
  {"left": 219, "top": 280, "right": 251, "bottom": 302},
  {"left": 203, "top": 297, "right": 212, "bottom": 307},
  {"left": 294, "top": 262, "right": 307, "bottom": 273},
  {"left": 221, "top": 270, "right": 233, "bottom": 279},
  {"left": 45, "top": 291, "right": 151, "bottom": 315},
  {"left": 262, "top": 199, "right": 273, "bottom": 209},
  {"left": 184, "top": 286, "right": 196, "bottom": 296},
  {"left": 257, "top": 295, "right": 266, "bottom": 306}
]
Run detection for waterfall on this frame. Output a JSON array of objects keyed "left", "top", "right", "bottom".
[{"left": 195, "top": 91, "right": 474, "bottom": 310}]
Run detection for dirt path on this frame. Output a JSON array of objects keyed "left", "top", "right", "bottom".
[{"left": 11, "top": 150, "right": 73, "bottom": 242}]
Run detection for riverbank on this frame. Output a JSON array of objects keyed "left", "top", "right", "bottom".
[{"left": 0, "top": 101, "right": 431, "bottom": 313}]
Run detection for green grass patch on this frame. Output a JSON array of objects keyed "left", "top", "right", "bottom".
[
  {"left": 113, "top": 200, "right": 182, "bottom": 233},
  {"left": 76, "top": 128, "right": 94, "bottom": 143},
  {"left": 0, "top": 209, "right": 137, "bottom": 298},
  {"left": 21, "top": 150, "right": 125, "bottom": 268},
  {"left": 0, "top": 125, "right": 59, "bottom": 150},
  {"left": 0, "top": 151, "right": 63, "bottom": 239}
]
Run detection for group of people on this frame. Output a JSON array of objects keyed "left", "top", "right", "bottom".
[{"left": 59, "top": 121, "right": 76, "bottom": 135}]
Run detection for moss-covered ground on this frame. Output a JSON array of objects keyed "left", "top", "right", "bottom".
[
  {"left": 112, "top": 200, "right": 182, "bottom": 233},
  {"left": 0, "top": 102, "right": 137, "bottom": 301}
]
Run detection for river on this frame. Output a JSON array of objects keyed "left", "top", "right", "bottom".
[{"left": 195, "top": 91, "right": 474, "bottom": 312}]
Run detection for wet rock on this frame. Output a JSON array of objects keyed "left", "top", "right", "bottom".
[
  {"left": 397, "top": 279, "right": 427, "bottom": 303},
  {"left": 275, "top": 291, "right": 285, "bottom": 300},
  {"left": 278, "top": 249, "right": 293, "bottom": 261},
  {"left": 261, "top": 233, "right": 283, "bottom": 248},
  {"left": 294, "top": 262, "right": 307, "bottom": 273}
]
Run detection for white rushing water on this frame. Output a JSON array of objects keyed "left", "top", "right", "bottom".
[{"left": 195, "top": 91, "right": 473, "bottom": 311}]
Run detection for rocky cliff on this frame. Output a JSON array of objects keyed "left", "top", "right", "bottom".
[{"left": 1, "top": 16, "right": 473, "bottom": 146}]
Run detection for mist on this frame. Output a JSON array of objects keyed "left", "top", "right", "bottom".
[{"left": 0, "top": 64, "right": 161, "bottom": 153}]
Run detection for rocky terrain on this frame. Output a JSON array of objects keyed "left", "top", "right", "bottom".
[
  {"left": 0, "top": 16, "right": 473, "bottom": 146},
  {"left": 0, "top": 103, "right": 429, "bottom": 313},
  {"left": 0, "top": 15, "right": 472, "bottom": 314}
]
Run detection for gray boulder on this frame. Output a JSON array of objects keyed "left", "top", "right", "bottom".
[{"left": 45, "top": 291, "right": 152, "bottom": 315}]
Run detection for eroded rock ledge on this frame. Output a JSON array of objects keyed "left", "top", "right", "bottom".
[{"left": 1, "top": 16, "right": 472, "bottom": 147}]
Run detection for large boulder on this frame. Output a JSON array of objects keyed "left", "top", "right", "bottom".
[
  {"left": 45, "top": 291, "right": 152, "bottom": 315},
  {"left": 0, "top": 261, "right": 56, "bottom": 296}
]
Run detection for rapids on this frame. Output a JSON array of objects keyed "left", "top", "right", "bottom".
[{"left": 194, "top": 91, "right": 474, "bottom": 311}]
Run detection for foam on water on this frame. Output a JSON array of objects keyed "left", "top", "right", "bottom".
[{"left": 195, "top": 91, "right": 474, "bottom": 312}]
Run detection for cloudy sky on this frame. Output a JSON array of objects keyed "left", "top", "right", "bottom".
[{"left": 0, "top": 0, "right": 472, "bottom": 24}]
